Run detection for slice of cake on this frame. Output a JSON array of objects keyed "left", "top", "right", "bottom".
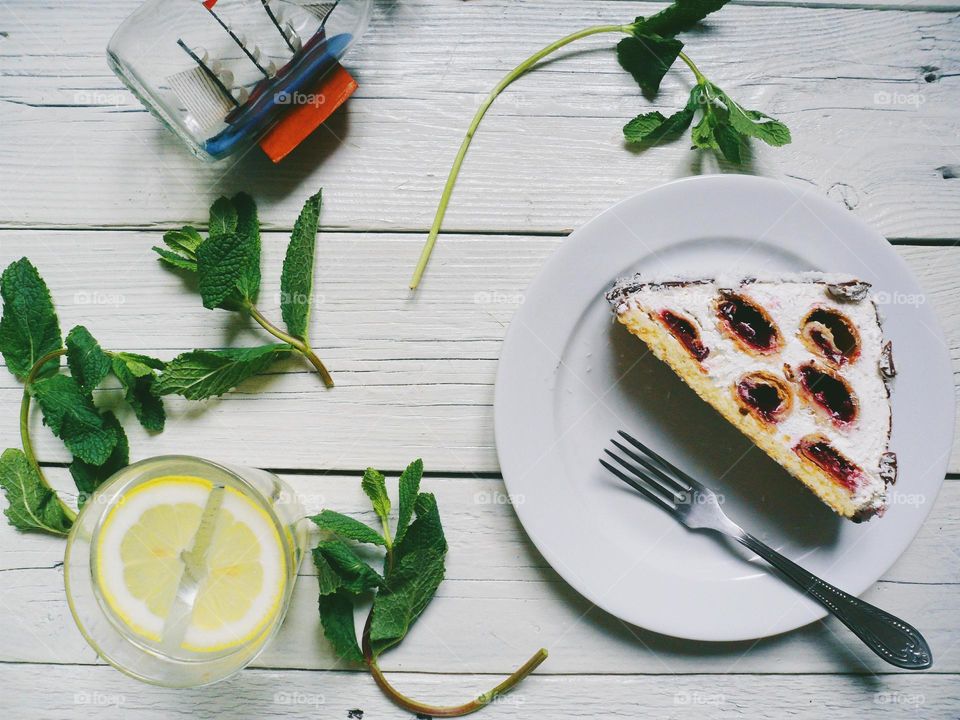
[{"left": 606, "top": 273, "right": 897, "bottom": 521}]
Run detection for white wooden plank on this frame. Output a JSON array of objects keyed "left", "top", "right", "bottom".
[
  {"left": 1, "top": 663, "right": 958, "bottom": 720},
  {"left": 0, "top": 2, "right": 957, "bottom": 237},
  {"left": 0, "top": 470, "right": 956, "bottom": 675},
  {"left": 0, "top": 233, "right": 957, "bottom": 473}
]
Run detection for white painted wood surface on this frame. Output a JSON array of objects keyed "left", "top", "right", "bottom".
[{"left": 0, "top": 0, "right": 958, "bottom": 718}]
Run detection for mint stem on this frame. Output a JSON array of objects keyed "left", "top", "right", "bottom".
[
  {"left": 361, "top": 613, "right": 547, "bottom": 717},
  {"left": 409, "top": 23, "right": 632, "bottom": 289},
  {"left": 678, "top": 51, "right": 706, "bottom": 84},
  {"left": 20, "top": 348, "right": 76, "bottom": 526},
  {"left": 244, "top": 302, "right": 334, "bottom": 388}
]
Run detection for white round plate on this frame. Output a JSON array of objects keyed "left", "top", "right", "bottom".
[{"left": 495, "top": 174, "right": 955, "bottom": 642}]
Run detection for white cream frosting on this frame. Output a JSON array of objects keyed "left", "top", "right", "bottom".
[{"left": 610, "top": 273, "right": 892, "bottom": 514}]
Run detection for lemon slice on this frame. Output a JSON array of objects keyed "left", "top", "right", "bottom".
[
  {"left": 95, "top": 475, "right": 287, "bottom": 653},
  {"left": 182, "top": 485, "right": 286, "bottom": 652}
]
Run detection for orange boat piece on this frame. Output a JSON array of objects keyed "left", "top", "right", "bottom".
[{"left": 259, "top": 63, "right": 358, "bottom": 163}]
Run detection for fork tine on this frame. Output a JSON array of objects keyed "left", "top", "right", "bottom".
[
  {"left": 599, "top": 457, "right": 676, "bottom": 511},
  {"left": 610, "top": 439, "right": 689, "bottom": 498},
  {"left": 603, "top": 448, "right": 680, "bottom": 506},
  {"left": 617, "top": 430, "right": 704, "bottom": 492}
]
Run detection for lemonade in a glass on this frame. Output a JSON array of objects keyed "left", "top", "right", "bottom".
[{"left": 64, "top": 456, "right": 308, "bottom": 687}]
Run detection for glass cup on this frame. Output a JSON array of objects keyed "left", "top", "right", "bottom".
[{"left": 64, "top": 455, "right": 309, "bottom": 687}]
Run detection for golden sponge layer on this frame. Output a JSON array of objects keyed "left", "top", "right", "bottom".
[{"left": 617, "top": 307, "right": 861, "bottom": 519}]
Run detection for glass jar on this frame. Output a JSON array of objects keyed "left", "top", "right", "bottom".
[{"left": 107, "top": 0, "right": 372, "bottom": 160}]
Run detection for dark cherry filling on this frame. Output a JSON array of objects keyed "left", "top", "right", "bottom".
[
  {"left": 735, "top": 372, "right": 791, "bottom": 424},
  {"left": 658, "top": 310, "right": 709, "bottom": 361},
  {"left": 716, "top": 292, "right": 781, "bottom": 353},
  {"left": 794, "top": 435, "right": 866, "bottom": 491},
  {"left": 801, "top": 308, "right": 860, "bottom": 366},
  {"left": 798, "top": 362, "right": 858, "bottom": 425}
]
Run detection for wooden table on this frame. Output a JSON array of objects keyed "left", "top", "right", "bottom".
[{"left": 1, "top": 0, "right": 958, "bottom": 717}]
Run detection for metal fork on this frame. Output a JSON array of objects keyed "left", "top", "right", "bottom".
[{"left": 600, "top": 430, "right": 932, "bottom": 670}]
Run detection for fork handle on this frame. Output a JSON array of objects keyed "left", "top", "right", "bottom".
[{"left": 736, "top": 532, "right": 932, "bottom": 670}]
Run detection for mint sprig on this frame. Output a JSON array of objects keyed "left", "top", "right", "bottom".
[
  {"left": 310, "top": 460, "right": 548, "bottom": 716},
  {"left": 0, "top": 192, "right": 335, "bottom": 534},
  {"left": 154, "top": 344, "right": 292, "bottom": 400},
  {"left": 409, "top": 0, "right": 791, "bottom": 288},
  {"left": 0, "top": 261, "right": 165, "bottom": 531},
  {"left": 154, "top": 191, "right": 333, "bottom": 390},
  {"left": 619, "top": 47, "right": 791, "bottom": 164}
]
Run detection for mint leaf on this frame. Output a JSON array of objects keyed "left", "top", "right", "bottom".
[
  {"left": 394, "top": 458, "right": 423, "bottom": 546},
  {"left": 638, "top": 0, "right": 731, "bottom": 38},
  {"left": 713, "top": 120, "right": 743, "bottom": 163},
  {"left": 315, "top": 539, "right": 384, "bottom": 595},
  {"left": 617, "top": 33, "right": 683, "bottom": 96},
  {"left": 317, "top": 588, "right": 364, "bottom": 664},
  {"left": 153, "top": 247, "right": 197, "bottom": 272},
  {"left": 696, "top": 84, "right": 743, "bottom": 163},
  {"left": 369, "top": 492, "right": 447, "bottom": 656},
  {"left": 69, "top": 411, "right": 128, "bottom": 506},
  {"left": 197, "top": 232, "right": 259, "bottom": 310},
  {"left": 154, "top": 226, "right": 203, "bottom": 272},
  {"left": 155, "top": 344, "right": 291, "bottom": 400},
  {"left": 715, "top": 87, "right": 791, "bottom": 147},
  {"left": 30, "top": 374, "right": 119, "bottom": 465},
  {"left": 313, "top": 549, "right": 345, "bottom": 596},
  {"left": 209, "top": 196, "right": 238, "bottom": 237},
  {"left": 689, "top": 85, "right": 716, "bottom": 149},
  {"left": 311, "top": 509, "right": 387, "bottom": 547},
  {"left": 0, "top": 258, "right": 62, "bottom": 380},
  {"left": 624, "top": 107, "right": 695, "bottom": 144},
  {"left": 167, "top": 226, "right": 204, "bottom": 254},
  {"left": 361, "top": 467, "right": 391, "bottom": 522},
  {"left": 111, "top": 354, "right": 165, "bottom": 432},
  {"left": 65, "top": 326, "right": 111, "bottom": 394},
  {"left": 624, "top": 83, "right": 701, "bottom": 144},
  {"left": 232, "top": 192, "right": 261, "bottom": 303},
  {"left": 112, "top": 351, "right": 165, "bottom": 375},
  {"left": 0, "top": 448, "right": 73, "bottom": 535},
  {"left": 196, "top": 194, "right": 260, "bottom": 309},
  {"left": 280, "top": 190, "right": 322, "bottom": 341}
]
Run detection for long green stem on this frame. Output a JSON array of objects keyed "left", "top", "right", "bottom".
[
  {"left": 361, "top": 612, "right": 547, "bottom": 717},
  {"left": 245, "top": 302, "right": 334, "bottom": 388},
  {"left": 409, "top": 23, "right": 633, "bottom": 289},
  {"left": 20, "top": 348, "right": 76, "bottom": 523}
]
